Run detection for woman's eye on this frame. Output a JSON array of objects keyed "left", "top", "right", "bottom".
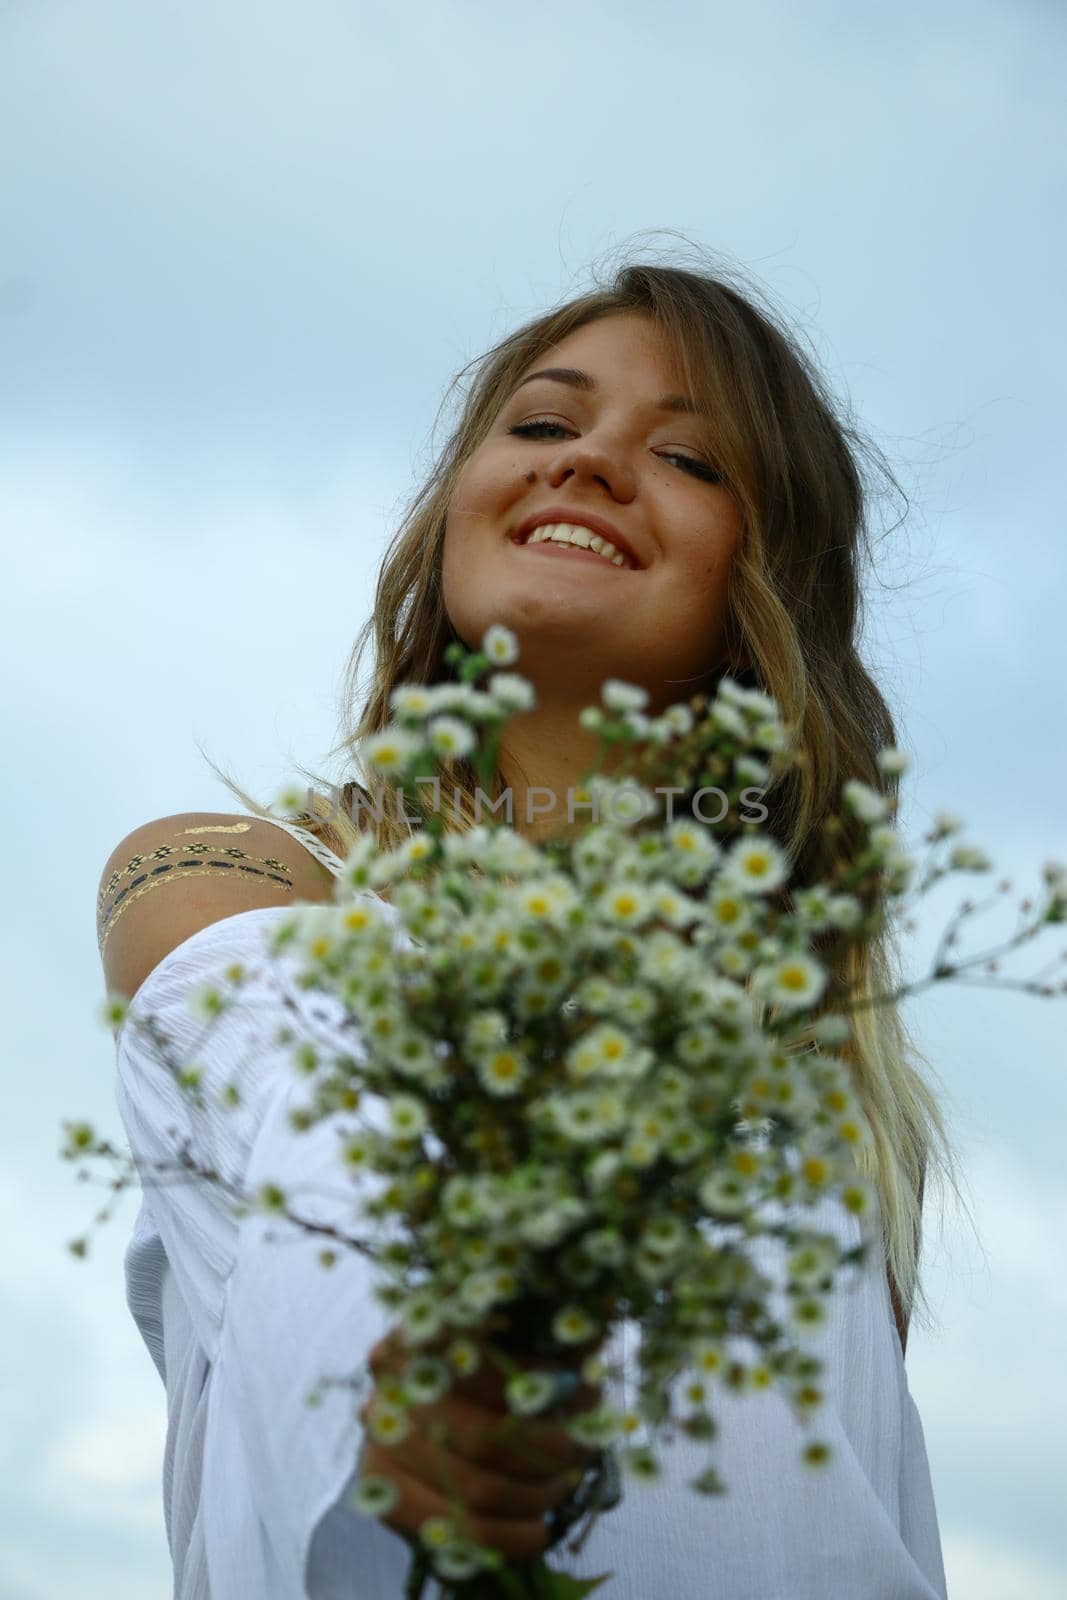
[
  {"left": 508, "top": 419, "right": 570, "bottom": 440},
  {"left": 507, "top": 419, "right": 722, "bottom": 485}
]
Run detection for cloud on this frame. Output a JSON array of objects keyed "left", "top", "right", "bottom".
[{"left": 941, "top": 1526, "right": 1067, "bottom": 1600}]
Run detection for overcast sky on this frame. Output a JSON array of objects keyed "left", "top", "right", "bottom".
[{"left": 3, "top": 1, "right": 1066, "bottom": 1595}]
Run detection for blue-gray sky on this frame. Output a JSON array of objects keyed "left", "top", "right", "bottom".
[{"left": 3, "top": 1, "right": 1066, "bottom": 1594}]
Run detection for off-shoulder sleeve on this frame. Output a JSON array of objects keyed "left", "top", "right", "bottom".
[{"left": 114, "top": 905, "right": 420, "bottom": 1598}]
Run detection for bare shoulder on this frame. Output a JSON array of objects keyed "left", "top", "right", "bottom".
[{"left": 97, "top": 811, "right": 336, "bottom": 1005}]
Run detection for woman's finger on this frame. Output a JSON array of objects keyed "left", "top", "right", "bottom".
[
  {"left": 359, "top": 1438, "right": 556, "bottom": 1563},
  {"left": 359, "top": 1406, "right": 582, "bottom": 1519},
  {"left": 361, "top": 1376, "right": 591, "bottom": 1484}
]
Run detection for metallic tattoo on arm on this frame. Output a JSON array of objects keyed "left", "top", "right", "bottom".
[{"left": 97, "top": 824, "right": 298, "bottom": 954}]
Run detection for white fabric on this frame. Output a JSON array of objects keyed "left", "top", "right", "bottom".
[
  {"left": 254, "top": 815, "right": 348, "bottom": 880},
  {"left": 115, "top": 825, "right": 949, "bottom": 1598}
]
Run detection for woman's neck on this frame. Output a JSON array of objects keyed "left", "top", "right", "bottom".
[{"left": 493, "top": 703, "right": 633, "bottom": 846}]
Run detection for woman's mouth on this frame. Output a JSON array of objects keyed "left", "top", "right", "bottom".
[{"left": 513, "top": 538, "right": 628, "bottom": 570}]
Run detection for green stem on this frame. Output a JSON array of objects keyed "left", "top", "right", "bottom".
[{"left": 404, "top": 1545, "right": 433, "bottom": 1598}]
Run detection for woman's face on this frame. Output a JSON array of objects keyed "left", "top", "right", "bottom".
[{"left": 442, "top": 311, "right": 743, "bottom": 711}]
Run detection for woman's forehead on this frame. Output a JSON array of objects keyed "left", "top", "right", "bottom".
[{"left": 513, "top": 315, "right": 698, "bottom": 411}]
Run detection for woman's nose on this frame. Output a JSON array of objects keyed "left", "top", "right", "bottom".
[{"left": 546, "top": 433, "right": 637, "bottom": 501}]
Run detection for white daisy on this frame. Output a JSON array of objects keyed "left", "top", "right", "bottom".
[
  {"left": 588, "top": 776, "right": 656, "bottom": 828},
  {"left": 697, "top": 1169, "right": 751, "bottom": 1217},
  {"left": 444, "top": 1338, "right": 481, "bottom": 1379},
  {"left": 365, "top": 1400, "right": 411, "bottom": 1446},
  {"left": 599, "top": 880, "right": 652, "bottom": 926},
  {"left": 601, "top": 678, "right": 649, "bottom": 713},
  {"left": 389, "top": 685, "right": 437, "bottom": 719},
  {"left": 842, "top": 779, "right": 890, "bottom": 823},
  {"left": 432, "top": 1541, "right": 484, "bottom": 1581},
  {"left": 661, "top": 701, "right": 695, "bottom": 735},
  {"left": 483, "top": 828, "right": 542, "bottom": 876},
  {"left": 735, "top": 755, "right": 771, "bottom": 786},
  {"left": 271, "top": 782, "right": 307, "bottom": 818},
  {"left": 622, "top": 1131, "right": 663, "bottom": 1169},
  {"left": 581, "top": 1227, "right": 627, "bottom": 1266},
  {"left": 474, "top": 1047, "right": 529, "bottom": 1096},
  {"left": 462, "top": 1009, "right": 508, "bottom": 1051},
  {"left": 616, "top": 983, "right": 658, "bottom": 1025},
  {"left": 552, "top": 1304, "right": 599, "bottom": 1345},
  {"left": 426, "top": 716, "right": 476, "bottom": 760},
  {"left": 606, "top": 706, "right": 646, "bottom": 738},
  {"left": 486, "top": 671, "right": 536, "bottom": 712},
  {"left": 724, "top": 835, "right": 789, "bottom": 894},
  {"left": 826, "top": 894, "right": 862, "bottom": 930},
  {"left": 786, "top": 1234, "right": 841, "bottom": 1290},
  {"left": 752, "top": 718, "right": 788, "bottom": 753},
  {"left": 690, "top": 1337, "right": 726, "bottom": 1377},
  {"left": 451, "top": 1273, "right": 502, "bottom": 1312},
  {"left": 711, "top": 700, "right": 748, "bottom": 739},
  {"left": 386, "top": 1028, "right": 437, "bottom": 1080},
  {"left": 811, "top": 1013, "right": 851, "bottom": 1047},
  {"left": 402, "top": 1356, "right": 452, "bottom": 1406},
  {"left": 637, "top": 928, "right": 691, "bottom": 984},
  {"left": 519, "top": 1198, "right": 588, "bottom": 1250},
  {"left": 341, "top": 1133, "right": 375, "bottom": 1173},
  {"left": 665, "top": 1124, "right": 705, "bottom": 1162},
  {"left": 363, "top": 727, "right": 421, "bottom": 778},
  {"left": 875, "top": 745, "right": 911, "bottom": 777},
  {"left": 707, "top": 886, "right": 755, "bottom": 934},
  {"left": 441, "top": 1176, "right": 486, "bottom": 1228},
  {"left": 589, "top": 1022, "right": 639, "bottom": 1076},
  {"left": 504, "top": 1370, "right": 560, "bottom": 1416},
  {"left": 549, "top": 1091, "right": 599, "bottom": 1142},
  {"left": 761, "top": 952, "right": 827, "bottom": 1011},
  {"left": 586, "top": 1150, "right": 622, "bottom": 1191},
  {"left": 665, "top": 818, "right": 720, "bottom": 865},
  {"left": 716, "top": 674, "right": 750, "bottom": 705},
  {"left": 737, "top": 687, "right": 780, "bottom": 721},
  {"left": 417, "top": 1516, "right": 456, "bottom": 1551},
  {"left": 349, "top": 1473, "right": 399, "bottom": 1517},
  {"left": 481, "top": 623, "right": 520, "bottom": 664},
  {"left": 640, "top": 1214, "right": 686, "bottom": 1256},
  {"left": 396, "top": 832, "right": 435, "bottom": 868},
  {"left": 386, "top": 1093, "right": 430, "bottom": 1139},
  {"left": 398, "top": 1289, "right": 447, "bottom": 1346}
]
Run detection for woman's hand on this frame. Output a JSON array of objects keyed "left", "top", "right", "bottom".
[{"left": 358, "top": 1321, "right": 604, "bottom": 1562}]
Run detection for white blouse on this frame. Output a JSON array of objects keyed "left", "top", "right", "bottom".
[{"left": 114, "top": 817, "right": 949, "bottom": 1598}]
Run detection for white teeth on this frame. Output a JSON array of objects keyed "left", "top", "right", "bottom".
[{"left": 525, "top": 523, "right": 629, "bottom": 567}]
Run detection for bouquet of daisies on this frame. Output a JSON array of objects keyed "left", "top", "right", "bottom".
[{"left": 68, "top": 623, "right": 1067, "bottom": 1600}]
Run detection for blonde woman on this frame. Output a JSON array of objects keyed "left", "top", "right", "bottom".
[{"left": 100, "top": 258, "right": 962, "bottom": 1597}]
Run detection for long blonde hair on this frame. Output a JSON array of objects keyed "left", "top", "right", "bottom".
[{"left": 208, "top": 245, "right": 969, "bottom": 1339}]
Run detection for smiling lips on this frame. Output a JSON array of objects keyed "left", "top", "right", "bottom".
[
  {"left": 522, "top": 538, "right": 623, "bottom": 568},
  {"left": 511, "top": 517, "right": 639, "bottom": 570}
]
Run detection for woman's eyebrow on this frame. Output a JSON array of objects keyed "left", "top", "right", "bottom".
[{"left": 509, "top": 366, "right": 697, "bottom": 415}]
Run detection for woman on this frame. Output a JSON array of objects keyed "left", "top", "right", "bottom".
[{"left": 101, "top": 258, "right": 961, "bottom": 1597}]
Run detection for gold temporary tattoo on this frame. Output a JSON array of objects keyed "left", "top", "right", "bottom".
[
  {"left": 179, "top": 822, "right": 253, "bottom": 835},
  {"left": 97, "top": 864, "right": 297, "bottom": 954},
  {"left": 97, "top": 838, "right": 297, "bottom": 952}
]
